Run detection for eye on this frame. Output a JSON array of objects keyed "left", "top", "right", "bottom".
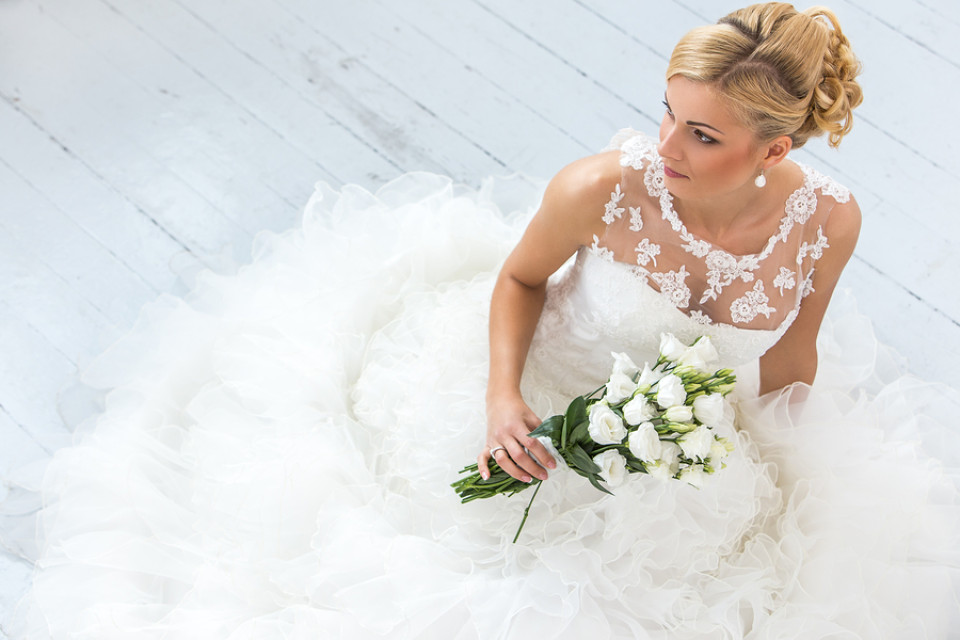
[
  {"left": 692, "top": 128, "right": 717, "bottom": 144},
  {"left": 661, "top": 99, "right": 674, "bottom": 117}
]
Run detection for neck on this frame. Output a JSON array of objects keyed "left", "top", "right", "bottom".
[{"left": 674, "top": 180, "right": 772, "bottom": 243}]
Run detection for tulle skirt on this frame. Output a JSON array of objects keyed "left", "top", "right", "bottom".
[{"left": 2, "top": 173, "right": 958, "bottom": 639}]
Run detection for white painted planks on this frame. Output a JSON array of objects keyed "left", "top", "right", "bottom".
[{"left": 1, "top": 0, "right": 959, "bottom": 627}]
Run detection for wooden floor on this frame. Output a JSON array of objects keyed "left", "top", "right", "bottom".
[{"left": 1, "top": 0, "right": 958, "bottom": 632}]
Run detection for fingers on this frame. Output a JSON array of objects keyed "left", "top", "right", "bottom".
[
  {"left": 509, "top": 437, "right": 555, "bottom": 482},
  {"left": 524, "top": 436, "right": 556, "bottom": 472},
  {"left": 477, "top": 450, "right": 491, "bottom": 480},
  {"left": 482, "top": 436, "right": 555, "bottom": 483},
  {"left": 493, "top": 445, "right": 535, "bottom": 483},
  {"left": 483, "top": 397, "right": 554, "bottom": 483}
]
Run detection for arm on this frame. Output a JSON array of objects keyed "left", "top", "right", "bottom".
[
  {"left": 758, "top": 195, "right": 862, "bottom": 395},
  {"left": 478, "top": 151, "right": 619, "bottom": 481}
]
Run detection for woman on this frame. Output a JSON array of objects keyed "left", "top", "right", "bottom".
[
  {"left": 3, "top": 3, "right": 958, "bottom": 639},
  {"left": 481, "top": 3, "right": 863, "bottom": 483}
]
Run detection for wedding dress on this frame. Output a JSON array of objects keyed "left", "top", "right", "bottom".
[{"left": 2, "top": 132, "right": 958, "bottom": 639}]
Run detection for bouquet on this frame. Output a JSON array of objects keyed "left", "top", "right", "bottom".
[{"left": 452, "top": 333, "right": 737, "bottom": 542}]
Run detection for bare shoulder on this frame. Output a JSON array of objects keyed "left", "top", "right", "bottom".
[
  {"left": 549, "top": 149, "right": 622, "bottom": 197},
  {"left": 501, "top": 151, "right": 622, "bottom": 287},
  {"left": 538, "top": 150, "right": 622, "bottom": 232},
  {"left": 824, "top": 192, "right": 862, "bottom": 256}
]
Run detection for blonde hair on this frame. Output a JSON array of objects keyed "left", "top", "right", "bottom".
[{"left": 666, "top": 3, "right": 863, "bottom": 148}]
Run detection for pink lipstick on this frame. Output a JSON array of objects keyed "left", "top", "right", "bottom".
[{"left": 663, "top": 165, "right": 688, "bottom": 179}]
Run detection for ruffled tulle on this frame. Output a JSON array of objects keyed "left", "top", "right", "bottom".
[{"left": 2, "top": 173, "right": 958, "bottom": 639}]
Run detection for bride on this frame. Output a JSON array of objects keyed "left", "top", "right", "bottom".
[{"left": 3, "top": 3, "right": 958, "bottom": 638}]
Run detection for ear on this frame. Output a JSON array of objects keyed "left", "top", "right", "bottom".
[{"left": 761, "top": 135, "right": 792, "bottom": 169}]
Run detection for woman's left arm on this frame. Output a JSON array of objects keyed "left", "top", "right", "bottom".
[{"left": 758, "top": 195, "right": 862, "bottom": 395}]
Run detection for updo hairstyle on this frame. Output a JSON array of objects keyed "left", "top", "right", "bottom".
[{"left": 666, "top": 3, "right": 863, "bottom": 148}]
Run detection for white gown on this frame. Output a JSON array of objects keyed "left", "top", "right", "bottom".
[{"left": 2, "top": 132, "right": 959, "bottom": 639}]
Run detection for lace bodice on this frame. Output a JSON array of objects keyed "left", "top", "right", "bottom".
[{"left": 526, "top": 131, "right": 851, "bottom": 397}]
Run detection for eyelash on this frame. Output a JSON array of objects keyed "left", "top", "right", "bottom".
[{"left": 662, "top": 100, "right": 717, "bottom": 145}]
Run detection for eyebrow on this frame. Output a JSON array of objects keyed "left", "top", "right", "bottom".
[
  {"left": 686, "top": 120, "right": 725, "bottom": 135},
  {"left": 663, "top": 96, "right": 726, "bottom": 135}
]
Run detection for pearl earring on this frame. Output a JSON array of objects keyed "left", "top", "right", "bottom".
[{"left": 754, "top": 170, "right": 766, "bottom": 188}]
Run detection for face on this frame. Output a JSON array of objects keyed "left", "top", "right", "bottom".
[{"left": 658, "top": 76, "right": 767, "bottom": 201}]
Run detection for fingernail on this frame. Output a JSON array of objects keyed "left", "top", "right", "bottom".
[
  {"left": 481, "top": 472, "right": 489, "bottom": 480},
  {"left": 522, "top": 475, "right": 532, "bottom": 483},
  {"left": 547, "top": 461, "right": 556, "bottom": 469}
]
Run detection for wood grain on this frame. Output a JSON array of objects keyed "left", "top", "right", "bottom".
[{"left": 1, "top": 0, "right": 958, "bottom": 630}]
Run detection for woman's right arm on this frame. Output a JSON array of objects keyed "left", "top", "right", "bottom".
[{"left": 478, "top": 151, "right": 619, "bottom": 482}]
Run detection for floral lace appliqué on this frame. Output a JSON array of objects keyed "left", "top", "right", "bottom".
[
  {"left": 785, "top": 187, "right": 817, "bottom": 226},
  {"left": 805, "top": 170, "right": 851, "bottom": 203},
  {"left": 619, "top": 135, "right": 656, "bottom": 171},
  {"left": 730, "top": 280, "right": 776, "bottom": 324},
  {"left": 797, "top": 226, "right": 829, "bottom": 264},
  {"left": 644, "top": 160, "right": 668, "bottom": 200},
  {"left": 651, "top": 266, "right": 691, "bottom": 309},
  {"left": 629, "top": 206, "right": 643, "bottom": 232},
  {"left": 603, "top": 184, "right": 625, "bottom": 224},
  {"left": 591, "top": 235, "right": 615, "bottom": 262},
  {"left": 701, "top": 251, "right": 759, "bottom": 304},
  {"left": 688, "top": 309, "right": 713, "bottom": 325},
  {"left": 683, "top": 238, "right": 711, "bottom": 258},
  {"left": 800, "top": 270, "right": 816, "bottom": 298},
  {"left": 635, "top": 238, "right": 661, "bottom": 267},
  {"left": 773, "top": 267, "right": 796, "bottom": 295}
]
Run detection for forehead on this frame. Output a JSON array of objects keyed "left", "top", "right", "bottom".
[{"left": 665, "top": 76, "right": 750, "bottom": 135}]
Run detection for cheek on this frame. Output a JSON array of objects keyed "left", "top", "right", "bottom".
[{"left": 699, "top": 151, "right": 756, "bottom": 188}]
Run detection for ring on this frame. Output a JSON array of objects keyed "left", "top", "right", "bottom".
[{"left": 489, "top": 446, "right": 506, "bottom": 458}]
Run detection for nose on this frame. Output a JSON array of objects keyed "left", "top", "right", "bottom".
[{"left": 658, "top": 118, "right": 681, "bottom": 160}]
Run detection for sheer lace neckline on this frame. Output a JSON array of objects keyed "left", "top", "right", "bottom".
[
  {"left": 644, "top": 160, "right": 817, "bottom": 262},
  {"left": 595, "top": 131, "right": 851, "bottom": 332},
  {"left": 585, "top": 248, "right": 792, "bottom": 335}
]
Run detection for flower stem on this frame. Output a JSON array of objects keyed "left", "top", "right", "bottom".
[{"left": 512, "top": 479, "right": 543, "bottom": 543}]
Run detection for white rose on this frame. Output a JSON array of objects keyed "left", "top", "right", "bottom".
[
  {"left": 659, "top": 441, "right": 682, "bottom": 475},
  {"left": 677, "top": 336, "right": 719, "bottom": 372},
  {"left": 627, "top": 422, "right": 662, "bottom": 463},
  {"left": 610, "top": 351, "right": 639, "bottom": 378},
  {"left": 593, "top": 450, "right": 627, "bottom": 487},
  {"left": 663, "top": 405, "right": 694, "bottom": 423},
  {"left": 656, "top": 374, "right": 687, "bottom": 408},
  {"left": 659, "top": 333, "right": 686, "bottom": 362},
  {"left": 644, "top": 460, "right": 674, "bottom": 481},
  {"left": 636, "top": 363, "right": 664, "bottom": 391},
  {"left": 605, "top": 371, "right": 637, "bottom": 404},
  {"left": 679, "top": 426, "right": 715, "bottom": 461},
  {"left": 692, "top": 393, "right": 725, "bottom": 427},
  {"left": 588, "top": 402, "right": 627, "bottom": 445},
  {"left": 623, "top": 394, "right": 656, "bottom": 426},
  {"left": 679, "top": 464, "right": 707, "bottom": 488},
  {"left": 709, "top": 436, "right": 734, "bottom": 460}
]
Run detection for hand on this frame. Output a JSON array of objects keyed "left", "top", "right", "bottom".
[{"left": 479, "top": 394, "right": 556, "bottom": 482}]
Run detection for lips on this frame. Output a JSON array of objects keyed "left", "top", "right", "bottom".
[{"left": 663, "top": 165, "right": 688, "bottom": 179}]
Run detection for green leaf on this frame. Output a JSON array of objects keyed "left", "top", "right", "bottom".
[
  {"left": 566, "top": 444, "right": 601, "bottom": 474},
  {"left": 588, "top": 474, "right": 615, "bottom": 495},
  {"left": 529, "top": 414, "right": 563, "bottom": 440},
  {"left": 562, "top": 396, "right": 588, "bottom": 448},
  {"left": 569, "top": 419, "right": 591, "bottom": 446}
]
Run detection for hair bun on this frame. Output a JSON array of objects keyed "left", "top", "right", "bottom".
[
  {"left": 667, "top": 3, "right": 864, "bottom": 149},
  {"left": 802, "top": 8, "right": 863, "bottom": 147}
]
